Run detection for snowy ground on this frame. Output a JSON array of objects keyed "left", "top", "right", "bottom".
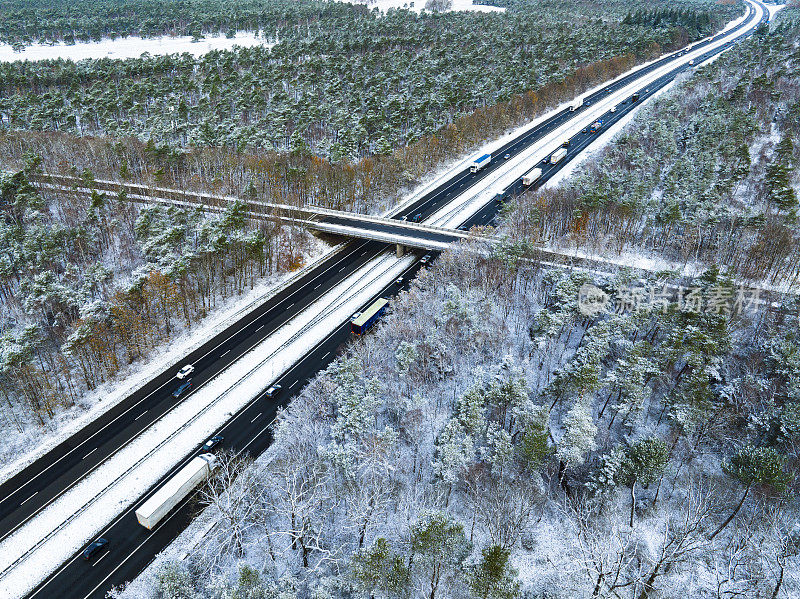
[
  {"left": 766, "top": 3, "right": 787, "bottom": 20},
  {"left": 0, "top": 235, "right": 331, "bottom": 485},
  {"left": 340, "top": 0, "right": 505, "bottom": 14},
  {"left": 0, "top": 32, "right": 274, "bottom": 63}
]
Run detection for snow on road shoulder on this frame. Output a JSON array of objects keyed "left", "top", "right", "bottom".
[
  {"left": 0, "top": 32, "right": 275, "bottom": 63},
  {"left": 0, "top": 237, "right": 332, "bottom": 487},
  {"left": 0, "top": 250, "right": 413, "bottom": 598}
]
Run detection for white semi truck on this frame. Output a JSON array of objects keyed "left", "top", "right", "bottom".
[
  {"left": 550, "top": 147, "right": 568, "bottom": 165},
  {"left": 569, "top": 98, "right": 583, "bottom": 112},
  {"left": 135, "top": 453, "right": 218, "bottom": 530},
  {"left": 522, "top": 167, "right": 543, "bottom": 186},
  {"left": 470, "top": 153, "right": 491, "bottom": 173}
]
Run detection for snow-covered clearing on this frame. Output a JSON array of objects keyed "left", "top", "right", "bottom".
[
  {"left": 767, "top": 3, "right": 787, "bottom": 20},
  {"left": 0, "top": 247, "right": 413, "bottom": 598},
  {"left": 341, "top": 0, "right": 504, "bottom": 14},
  {"left": 0, "top": 32, "right": 274, "bottom": 63},
  {"left": 0, "top": 236, "right": 330, "bottom": 486}
]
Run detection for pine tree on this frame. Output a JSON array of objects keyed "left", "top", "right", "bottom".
[
  {"left": 618, "top": 438, "right": 669, "bottom": 526},
  {"left": 467, "top": 545, "right": 521, "bottom": 599},
  {"left": 711, "top": 446, "right": 793, "bottom": 539}
]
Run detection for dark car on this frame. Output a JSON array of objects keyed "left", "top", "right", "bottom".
[
  {"left": 265, "top": 384, "right": 282, "bottom": 398},
  {"left": 82, "top": 538, "right": 109, "bottom": 561},
  {"left": 412, "top": 213, "right": 423, "bottom": 222},
  {"left": 202, "top": 436, "right": 224, "bottom": 452},
  {"left": 172, "top": 379, "right": 192, "bottom": 398}
]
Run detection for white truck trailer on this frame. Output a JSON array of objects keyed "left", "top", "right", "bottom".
[
  {"left": 470, "top": 153, "right": 491, "bottom": 173},
  {"left": 135, "top": 453, "right": 218, "bottom": 530},
  {"left": 569, "top": 98, "right": 583, "bottom": 112},
  {"left": 550, "top": 147, "right": 568, "bottom": 165},
  {"left": 522, "top": 167, "right": 543, "bottom": 186}
]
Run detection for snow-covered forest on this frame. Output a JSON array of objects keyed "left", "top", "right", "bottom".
[
  {"left": 0, "top": 0, "right": 737, "bottom": 215},
  {"left": 507, "top": 8, "right": 800, "bottom": 286},
  {"left": 0, "top": 161, "right": 314, "bottom": 457},
  {"left": 121, "top": 248, "right": 799, "bottom": 598},
  {"left": 0, "top": 0, "right": 746, "bottom": 467},
  {"left": 115, "top": 7, "right": 800, "bottom": 599}
]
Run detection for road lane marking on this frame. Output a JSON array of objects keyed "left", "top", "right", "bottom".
[
  {"left": 221, "top": 350, "right": 230, "bottom": 357},
  {"left": 20, "top": 492, "right": 37, "bottom": 506},
  {"left": 82, "top": 448, "right": 98, "bottom": 460},
  {"left": 256, "top": 325, "right": 264, "bottom": 331},
  {"left": 134, "top": 411, "right": 148, "bottom": 421},
  {"left": 250, "top": 413, "right": 262, "bottom": 423},
  {"left": 91, "top": 551, "right": 109, "bottom": 567}
]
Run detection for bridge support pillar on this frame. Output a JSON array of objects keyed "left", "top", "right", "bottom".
[{"left": 396, "top": 243, "right": 405, "bottom": 257}]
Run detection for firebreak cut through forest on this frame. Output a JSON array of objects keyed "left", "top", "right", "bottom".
[{"left": 0, "top": 0, "right": 796, "bottom": 598}]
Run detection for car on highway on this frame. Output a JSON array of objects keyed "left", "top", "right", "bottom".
[
  {"left": 412, "top": 213, "right": 423, "bottom": 222},
  {"left": 420, "top": 254, "right": 431, "bottom": 264},
  {"left": 82, "top": 538, "right": 109, "bottom": 561},
  {"left": 561, "top": 139, "right": 570, "bottom": 148},
  {"left": 503, "top": 153, "right": 510, "bottom": 159},
  {"left": 265, "top": 384, "right": 282, "bottom": 398},
  {"left": 176, "top": 364, "right": 195, "bottom": 379},
  {"left": 202, "top": 436, "right": 224, "bottom": 452},
  {"left": 172, "top": 379, "right": 192, "bottom": 398},
  {"left": 351, "top": 311, "right": 361, "bottom": 322},
  {"left": 688, "top": 59, "right": 695, "bottom": 66},
  {"left": 395, "top": 276, "right": 404, "bottom": 285},
  {"left": 610, "top": 106, "right": 617, "bottom": 113}
]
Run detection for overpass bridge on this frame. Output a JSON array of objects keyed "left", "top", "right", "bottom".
[
  {"left": 30, "top": 173, "right": 475, "bottom": 256},
  {"left": 26, "top": 173, "right": 800, "bottom": 298}
]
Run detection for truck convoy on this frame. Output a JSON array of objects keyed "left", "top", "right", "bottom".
[
  {"left": 351, "top": 298, "right": 389, "bottom": 335},
  {"left": 135, "top": 453, "right": 218, "bottom": 530},
  {"left": 550, "top": 147, "right": 568, "bottom": 165},
  {"left": 522, "top": 167, "right": 543, "bottom": 186},
  {"left": 470, "top": 153, "right": 491, "bottom": 173}
]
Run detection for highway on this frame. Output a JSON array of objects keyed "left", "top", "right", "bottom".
[{"left": 0, "top": 2, "right": 768, "bottom": 597}]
